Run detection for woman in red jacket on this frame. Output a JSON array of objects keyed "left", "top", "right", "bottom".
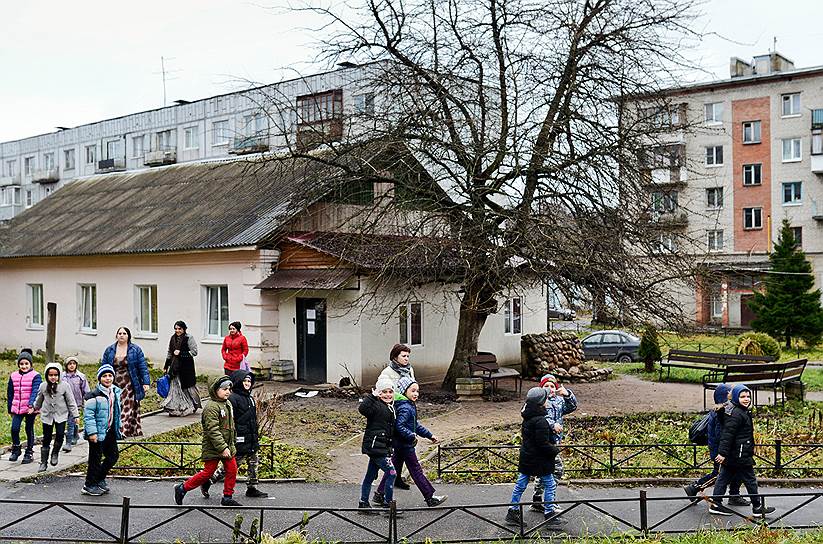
[{"left": 221, "top": 321, "right": 249, "bottom": 375}]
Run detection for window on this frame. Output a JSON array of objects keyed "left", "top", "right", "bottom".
[
  {"left": 204, "top": 285, "right": 229, "bottom": 337},
  {"left": 504, "top": 297, "right": 522, "bottom": 335},
  {"left": 43, "top": 153, "right": 55, "bottom": 170},
  {"left": 85, "top": 145, "right": 96, "bottom": 164},
  {"left": 184, "top": 126, "right": 199, "bottom": 149},
  {"left": 79, "top": 284, "right": 97, "bottom": 332},
  {"left": 651, "top": 190, "right": 678, "bottom": 216},
  {"left": 297, "top": 90, "right": 343, "bottom": 124},
  {"left": 399, "top": 302, "right": 423, "bottom": 345},
  {"left": 64, "top": 149, "right": 75, "bottom": 170},
  {"left": 782, "top": 138, "right": 802, "bottom": 162},
  {"left": 657, "top": 233, "right": 677, "bottom": 252},
  {"left": 157, "top": 130, "right": 174, "bottom": 150},
  {"left": 25, "top": 190, "right": 33, "bottom": 208},
  {"left": 742, "top": 121, "right": 761, "bottom": 144},
  {"left": 706, "top": 187, "right": 723, "bottom": 209},
  {"left": 783, "top": 181, "right": 802, "bottom": 205},
  {"left": 27, "top": 284, "right": 44, "bottom": 328},
  {"left": 743, "top": 207, "right": 763, "bottom": 229},
  {"left": 743, "top": 164, "right": 762, "bottom": 186},
  {"left": 24, "top": 156, "right": 35, "bottom": 175},
  {"left": 106, "top": 139, "right": 122, "bottom": 159},
  {"left": 212, "top": 120, "right": 230, "bottom": 145},
  {"left": 704, "top": 102, "right": 723, "bottom": 124},
  {"left": 353, "top": 93, "right": 375, "bottom": 115},
  {"left": 705, "top": 146, "right": 723, "bottom": 166},
  {"left": 601, "top": 333, "right": 623, "bottom": 344},
  {"left": 1, "top": 188, "right": 9, "bottom": 206},
  {"left": 135, "top": 285, "right": 158, "bottom": 335},
  {"left": 6, "top": 160, "right": 15, "bottom": 177},
  {"left": 707, "top": 230, "right": 724, "bottom": 251},
  {"left": 243, "top": 114, "right": 268, "bottom": 136},
  {"left": 791, "top": 226, "right": 803, "bottom": 248},
  {"left": 131, "top": 135, "right": 145, "bottom": 158},
  {"left": 10, "top": 187, "right": 21, "bottom": 205},
  {"left": 814, "top": 131, "right": 823, "bottom": 155},
  {"left": 711, "top": 294, "right": 724, "bottom": 319},
  {"left": 782, "top": 93, "right": 801, "bottom": 116}
]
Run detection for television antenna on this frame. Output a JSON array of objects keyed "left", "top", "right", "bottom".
[{"left": 153, "top": 56, "right": 182, "bottom": 107}]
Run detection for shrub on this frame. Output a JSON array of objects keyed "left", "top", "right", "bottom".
[
  {"left": 737, "top": 332, "right": 781, "bottom": 359},
  {"left": 638, "top": 324, "right": 662, "bottom": 372}
]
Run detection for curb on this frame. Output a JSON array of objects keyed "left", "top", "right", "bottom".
[{"left": 559, "top": 477, "right": 823, "bottom": 487}]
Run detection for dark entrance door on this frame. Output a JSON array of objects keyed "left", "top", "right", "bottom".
[
  {"left": 740, "top": 294, "right": 756, "bottom": 328},
  {"left": 297, "top": 298, "right": 327, "bottom": 383}
]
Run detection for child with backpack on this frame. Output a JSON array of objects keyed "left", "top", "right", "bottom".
[
  {"left": 200, "top": 370, "right": 268, "bottom": 499},
  {"left": 505, "top": 387, "right": 562, "bottom": 528},
  {"left": 372, "top": 377, "right": 446, "bottom": 507},
  {"left": 174, "top": 375, "right": 241, "bottom": 506},
  {"left": 7, "top": 349, "right": 42, "bottom": 464},
  {"left": 82, "top": 364, "right": 122, "bottom": 496},
  {"left": 358, "top": 376, "right": 397, "bottom": 512},
  {"left": 709, "top": 384, "right": 775, "bottom": 517},
  {"left": 61, "top": 356, "right": 89, "bottom": 453},
  {"left": 34, "top": 363, "right": 78, "bottom": 471}
]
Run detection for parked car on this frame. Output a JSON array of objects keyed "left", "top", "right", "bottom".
[
  {"left": 548, "top": 307, "right": 576, "bottom": 321},
  {"left": 581, "top": 330, "right": 640, "bottom": 363}
]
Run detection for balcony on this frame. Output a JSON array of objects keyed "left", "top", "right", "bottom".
[
  {"left": 644, "top": 210, "right": 688, "bottom": 228},
  {"left": 96, "top": 158, "right": 127, "bottom": 174},
  {"left": 813, "top": 129, "right": 823, "bottom": 174},
  {"left": 229, "top": 135, "right": 269, "bottom": 155},
  {"left": 144, "top": 148, "right": 177, "bottom": 167},
  {"left": 31, "top": 168, "right": 59, "bottom": 183},
  {"left": 296, "top": 119, "right": 343, "bottom": 150},
  {"left": 0, "top": 174, "right": 21, "bottom": 187},
  {"left": 812, "top": 109, "right": 823, "bottom": 129}
]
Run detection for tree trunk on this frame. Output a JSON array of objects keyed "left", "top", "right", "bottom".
[
  {"left": 441, "top": 282, "right": 497, "bottom": 391},
  {"left": 644, "top": 359, "right": 655, "bottom": 373}
]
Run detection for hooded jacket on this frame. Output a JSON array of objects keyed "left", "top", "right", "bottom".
[
  {"left": 83, "top": 383, "right": 122, "bottom": 442},
  {"left": 359, "top": 393, "right": 395, "bottom": 457},
  {"left": 201, "top": 376, "right": 237, "bottom": 460},
  {"left": 544, "top": 388, "right": 578, "bottom": 443},
  {"left": 101, "top": 342, "right": 151, "bottom": 402},
  {"left": 716, "top": 384, "right": 755, "bottom": 466},
  {"left": 706, "top": 384, "right": 731, "bottom": 459},
  {"left": 393, "top": 392, "right": 433, "bottom": 452},
  {"left": 34, "top": 363, "right": 79, "bottom": 424},
  {"left": 518, "top": 390, "right": 559, "bottom": 476},
  {"left": 228, "top": 370, "right": 259, "bottom": 456}
]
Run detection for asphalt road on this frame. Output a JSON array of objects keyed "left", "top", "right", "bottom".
[{"left": 0, "top": 477, "right": 820, "bottom": 543}]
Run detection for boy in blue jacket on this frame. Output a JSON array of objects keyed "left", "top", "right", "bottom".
[{"left": 82, "top": 364, "right": 122, "bottom": 496}]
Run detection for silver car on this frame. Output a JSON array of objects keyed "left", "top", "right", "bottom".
[
  {"left": 548, "top": 307, "right": 576, "bottom": 321},
  {"left": 581, "top": 330, "right": 640, "bottom": 363}
]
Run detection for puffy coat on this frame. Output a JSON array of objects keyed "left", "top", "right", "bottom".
[
  {"left": 393, "top": 394, "right": 432, "bottom": 452},
  {"left": 34, "top": 364, "right": 79, "bottom": 424},
  {"left": 201, "top": 377, "right": 237, "bottom": 460},
  {"left": 519, "top": 402, "right": 559, "bottom": 477},
  {"left": 228, "top": 370, "right": 259, "bottom": 456},
  {"left": 221, "top": 333, "right": 249, "bottom": 372},
  {"left": 716, "top": 385, "right": 755, "bottom": 467},
  {"left": 7, "top": 370, "right": 42, "bottom": 414},
  {"left": 706, "top": 384, "right": 732, "bottom": 459},
  {"left": 101, "top": 343, "right": 150, "bottom": 402},
  {"left": 83, "top": 385, "right": 123, "bottom": 442},
  {"left": 62, "top": 370, "right": 89, "bottom": 409},
  {"left": 544, "top": 389, "right": 578, "bottom": 443},
  {"left": 359, "top": 393, "right": 395, "bottom": 457}
]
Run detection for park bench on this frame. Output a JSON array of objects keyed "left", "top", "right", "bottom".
[
  {"left": 702, "top": 358, "right": 807, "bottom": 408},
  {"left": 468, "top": 351, "right": 522, "bottom": 396},
  {"left": 660, "top": 349, "right": 775, "bottom": 381}
]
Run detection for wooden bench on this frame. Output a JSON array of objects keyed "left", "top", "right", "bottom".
[
  {"left": 660, "top": 350, "right": 776, "bottom": 381},
  {"left": 702, "top": 358, "right": 807, "bottom": 408},
  {"left": 468, "top": 352, "right": 522, "bottom": 396}
]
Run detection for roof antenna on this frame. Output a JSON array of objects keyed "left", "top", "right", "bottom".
[
  {"left": 772, "top": 36, "right": 777, "bottom": 53},
  {"left": 153, "top": 56, "right": 181, "bottom": 107}
]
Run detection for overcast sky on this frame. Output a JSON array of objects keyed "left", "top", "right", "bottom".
[{"left": 2, "top": 0, "right": 822, "bottom": 142}]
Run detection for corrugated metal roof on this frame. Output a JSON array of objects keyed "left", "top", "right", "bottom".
[{"left": 0, "top": 157, "right": 341, "bottom": 258}]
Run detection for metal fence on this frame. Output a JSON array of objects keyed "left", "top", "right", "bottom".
[
  {"left": 437, "top": 441, "right": 823, "bottom": 477},
  {"left": 1, "top": 491, "right": 822, "bottom": 543},
  {"left": 113, "top": 441, "right": 276, "bottom": 472}
]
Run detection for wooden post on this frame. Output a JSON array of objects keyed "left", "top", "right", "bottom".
[{"left": 46, "top": 302, "right": 57, "bottom": 363}]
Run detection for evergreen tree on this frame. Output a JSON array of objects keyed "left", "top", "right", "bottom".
[
  {"left": 748, "top": 220, "right": 823, "bottom": 347},
  {"left": 638, "top": 323, "right": 662, "bottom": 373}
]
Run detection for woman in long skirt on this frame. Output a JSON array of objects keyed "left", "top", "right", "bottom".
[
  {"left": 101, "top": 327, "right": 150, "bottom": 438},
  {"left": 161, "top": 321, "right": 202, "bottom": 416}
]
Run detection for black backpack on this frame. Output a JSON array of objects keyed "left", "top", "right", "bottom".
[{"left": 688, "top": 412, "right": 711, "bottom": 445}]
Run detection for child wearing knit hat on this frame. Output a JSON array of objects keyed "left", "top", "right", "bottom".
[
  {"left": 81, "top": 364, "right": 122, "bottom": 496},
  {"left": 357, "top": 377, "right": 397, "bottom": 512},
  {"left": 6, "top": 349, "right": 42, "bottom": 463},
  {"left": 373, "top": 376, "right": 446, "bottom": 507}
]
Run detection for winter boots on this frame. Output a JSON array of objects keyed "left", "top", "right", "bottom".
[
  {"left": 21, "top": 448, "right": 34, "bottom": 464},
  {"left": 38, "top": 448, "right": 49, "bottom": 472},
  {"left": 8, "top": 445, "right": 21, "bottom": 462},
  {"left": 50, "top": 445, "right": 60, "bottom": 466}
]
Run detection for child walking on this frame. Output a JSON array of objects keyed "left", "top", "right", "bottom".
[
  {"left": 34, "top": 363, "right": 79, "bottom": 471},
  {"left": 174, "top": 376, "right": 241, "bottom": 506},
  {"left": 358, "top": 377, "right": 397, "bottom": 512},
  {"left": 373, "top": 377, "right": 446, "bottom": 507},
  {"left": 7, "top": 349, "right": 42, "bottom": 464},
  {"left": 82, "top": 364, "right": 122, "bottom": 496},
  {"left": 62, "top": 356, "right": 89, "bottom": 453},
  {"left": 200, "top": 370, "right": 268, "bottom": 499},
  {"left": 505, "top": 387, "right": 562, "bottom": 528},
  {"left": 710, "top": 384, "right": 775, "bottom": 517}
]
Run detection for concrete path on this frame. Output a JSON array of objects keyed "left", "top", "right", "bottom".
[{"left": 0, "top": 477, "right": 819, "bottom": 543}]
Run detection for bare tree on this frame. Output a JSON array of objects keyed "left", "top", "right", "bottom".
[{"left": 261, "top": 0, "right": 706, "bottom": 390}]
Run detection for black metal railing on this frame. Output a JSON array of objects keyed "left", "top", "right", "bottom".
[
  {"left": 113, "top": 441, "right": 276, "bottom": 472},
  {"left": 437, "top": 441, "right": 823, "bottom": 477},
  {"left": 1, "top": 491, "right": 822, "bottom": 543}
]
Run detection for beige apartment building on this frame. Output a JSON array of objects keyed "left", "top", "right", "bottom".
[{"left": 644, "top": 52, "right": 823, "bottom": 329}]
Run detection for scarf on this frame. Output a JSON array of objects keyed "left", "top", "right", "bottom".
[
  {"left": 389, "top": 359, "right": 412, "bottom": 378},
  {"left": 168, "top": 334, "right": 187, "bottom": 376}
]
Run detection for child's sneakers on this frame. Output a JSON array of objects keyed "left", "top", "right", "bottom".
[
  {"left": 425, "top": 495, "right": 447, "bottom": 507},
  {"left": 97, "top": 480, "right": 110, "bottom": 494},
  {"left": 200, "top": 480, "right": 212, "bottom": 498},
  {"left": 752, "top": 505, "right": 775, "bottom": 517},
  {"left": 61, "top": 442, "right": 73, "bottom": 453},
  {"left": 372, "top": 491, "right": 385, "bottom": 505},
  {"left": 683, "top": 484, "right": 699, "bottom": 504},
  {"left": 221, "top": 495, "right": 242, "bottom": 506},
  {"left": 174, "top": 483, "right": 187, "bottom": 505},
  {"left": 81, "top": 484, "right": 105, "bottom": 496},
  {"left": 708, "top": 503, "right": 733, "bottom": 516},
  {"left": 245, "top": 487, "right": 268, "bottom": 498},
  {"left": 728, "top": 496, "right": 751, "bottom": 506},
  {"left": 543, "top": 512, "right": 567, "bottom": 528},
  {"left": 8, "top": 446, "right": 21, "bottom": 462},
  {"left": 504, "top": 509, "right": 523, "bottom": 526},
  {"left": 358, "top": 500, "right": 378, "bottom": 515}
]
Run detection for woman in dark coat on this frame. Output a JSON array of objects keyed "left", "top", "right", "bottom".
[{"left": 161, "top": 321, "right": 201, "bottom": 416}]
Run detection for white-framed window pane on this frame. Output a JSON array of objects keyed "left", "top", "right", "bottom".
[
  {"left": 704, "top": 102, "right": 723, "bottom": 123},
  {"left": 743, "top": 164, "right": 762, "bottom": 185},
  {"left": 132, "top": 135, "right": 145, "bottom": 157},
  {"left": 79, "top": 284, "right": 97, "bottom": 331},
  {"left": 707, "top": 230, "right": 724, "bottom": 251},
  {"left": 706, "top": 146, "right": 723, "bottom": 165},
  {"left": 85, "top": 145, "right": 96, "bottom": 164},
  {"left": 24, "top": 157, "right": 34, "bottom": 175},
  {"left": 782, "top": 138, "right": 802, "bottom": 161},
  {"left": 136, "top": 285, "right": 158, "bottom": 334},
  {"left": 205, "top": 285, "right": 229, "bottom": 336},
  {"left": 27, "top": 284, "right": 44, "bottom": 328},
  {"left": 512, "top": 297, "right": 522, "bottom": 335},
  {"left": 744, "top": 208, "right": 762, "bottom": 229},
  {"left": 782, "top": 93, "right": 801, "bottom": 116},
  {"left": 184, "top": 126, "right": 199, "bottom": 149},
  {"left": 711, "top": 295, "right": 724, "bottom": 318},
  {"left": 783, "top": 182, "right": 802, "bottom": 204},
  {"left": 791, "top": 226, "right": 802, "bottom": 248},
  {"left": 399, "top": 305, "right": 409, "bottom": 344},
  {"left": 213, "top": 120, "right": 230, "bottom": 145},
  {"left": 399, "top": 302, "right": 422, "bottom": 345},
  {"left": 706, "top": 188, "right": 723, "bottom": 208},
  {"left": 742, "top": 121, "right": 761, "bottom": 144},
  {"left": 813, "top": 133, "right": 823, "bottom": 155}
]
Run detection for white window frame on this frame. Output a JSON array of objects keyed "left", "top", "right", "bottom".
[
  {"left": 6, "top": 160, "right": 15, "bottom": 177},
  {"left": 656, "top": 233, "right": 677, "bottom": 253},
  {"left": 212, "top": 120, "right": 230, "bottom": 146},
  {"left": 157, "top": 130, "right": 174, "bottom": 150},
  {"left": 183, "top": 126, "right": 200, "bottom": 149},
  {"left": 743, "top": 164, "right": 762, "bottom": 186},
  {"left": 782, "top": 181, "right": 802, "bottom": 205},
  {"left": 782, "top": 93, "right": 801, "bottom": 117},
  {"left": 43, "top": 152, "right": 55, "bottom": 170},
  {"left": 106, "top": 139, "right": 122, "bottom": 160},
  {"left": 1, "top": 188, "right": 10, "bottom": 206},
  {"left": 353, "top": 93, "right": 375, "bottom": 115},
  {"left": 791, "top": 226, "right": 803, "bottom": 248},
  {"left": 504, "top": 297, "right": 523, "bottom": 335},
  {"left": 131, "top": 135, "right": 145, "bottom": 158},
  {"left": 134, "top": 285, "right": 158, "bottom": 337},
  {"left": 85, "top": 145, "right": 96, "bottom": 165},
  {"left": 399, "top": 302, "right": 423, "bottom": 346},
  {"left": 704, "top": 102, "right": 723, "bottom": 125},
  {"left": 78, "top": 284, "right": 98, "bottom": 333},
  {"left": 705, "top": 146, "right": 723, "bottom": 166},
  {"left": 63, "top": 148, "right": 75, "bottom": 170},
  {"left": 742, "top": 121, "right": 761, "bottom": 144},
  {"left": 710, "top": 294, "right": 724, "bottom": 319},
  {"left": 743, "top": 207, "right": 763, "bottom": 230},
  {"left": 25, "top": 190, "right": 33, "bottom": 208},
  {"left": 203, "top": 285, "right": 229, "bottom": 339},
  {"left": 26, "top": 284, "right": 44, "bottom": 329},
  {"left": 24, "top": 156, "right": 35, "bottom": 175},
  {"left": 707, "top": 230, "right": 724, "bottom": 252},
  {"left": 706, "top": 187, "right": 723, "bottom": 209},
  {"left": 782, "top": 138, "right": 802, "bottom": 162}
]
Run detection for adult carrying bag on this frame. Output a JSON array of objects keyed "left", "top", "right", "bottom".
[
  {"left": 689, "top": 411, "right": 711, "bottom": 445},
  {"left": 156, "top": 374, "right": 170, "bottom": 399}
]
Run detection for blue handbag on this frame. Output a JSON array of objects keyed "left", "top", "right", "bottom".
[{"left": 156, "top": 374, "right": 170, "bottom": 398}]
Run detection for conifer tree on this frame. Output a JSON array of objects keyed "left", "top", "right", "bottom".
[
  {"left": 748, "top": 220, "right": 823, "bottom": 347},
  {"left": 638, "top": 323, "right": 663, "bottom": 373}
]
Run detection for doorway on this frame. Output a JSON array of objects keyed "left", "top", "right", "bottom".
[
  {"left": 296, "top": 298, "right": 327, "bottom": 383},
  {"left": 740, "top": 294, "right": 756, "bottom": 328}
]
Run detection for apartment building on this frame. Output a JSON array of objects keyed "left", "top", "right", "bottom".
[
  {"left": 643, "top": 52, "right": 823, "bottom": 329},
  {"left": 0, "top": 63, "right": 378, "bottom": 221}
]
